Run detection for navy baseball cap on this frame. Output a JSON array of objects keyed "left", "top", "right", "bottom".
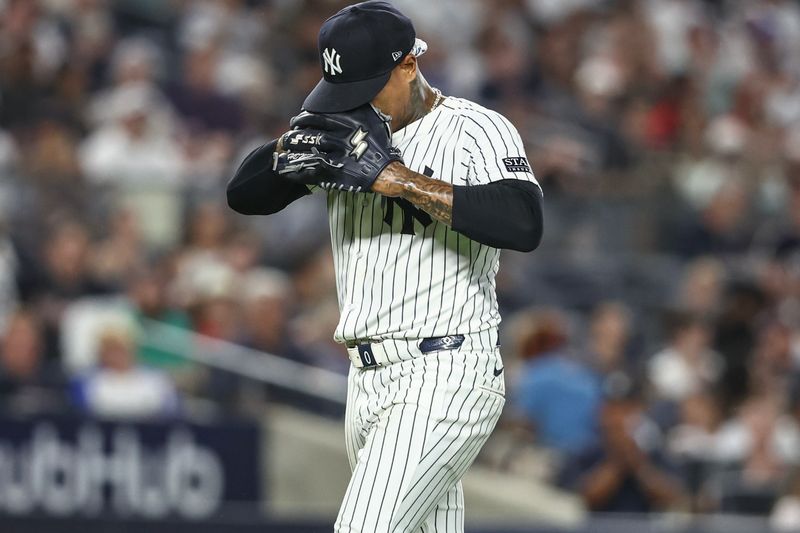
[{"left": 303, "top": 0, "right": 428, "bottom": 113}]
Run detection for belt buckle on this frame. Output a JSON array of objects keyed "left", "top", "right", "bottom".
[{"left": 418, "top": 334, "right": 465, "bottom": 354}]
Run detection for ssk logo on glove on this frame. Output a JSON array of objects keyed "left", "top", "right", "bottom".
[
  {"left": 289, "top": 133, "right": 322, "bottom": 146},
  {"left": 502, "top": 157, "right": 531, "bottom": 173}
]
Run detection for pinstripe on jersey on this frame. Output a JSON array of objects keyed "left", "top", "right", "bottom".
[{"left": 326, "top": 97, "right": 540, "bottom": 345}]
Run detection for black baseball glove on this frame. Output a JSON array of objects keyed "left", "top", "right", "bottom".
[{"left": 273, "top": 104, "right": 403, "bottom": 192}]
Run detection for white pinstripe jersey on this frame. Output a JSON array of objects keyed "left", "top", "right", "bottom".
[{"left": 326, "top": 97, "right": 539, "bottom": 344}]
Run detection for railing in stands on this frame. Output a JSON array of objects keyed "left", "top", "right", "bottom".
[{"left": 138, "top": 318, "right": 348, "bottom": 405}]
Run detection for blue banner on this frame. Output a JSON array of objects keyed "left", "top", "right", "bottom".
[{"left": 0, "top": 415, "right": 261, "bottom": 520}]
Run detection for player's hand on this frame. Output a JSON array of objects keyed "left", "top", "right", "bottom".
[{"left": 273, "top": 104, "right": 403, "bottom": 192}]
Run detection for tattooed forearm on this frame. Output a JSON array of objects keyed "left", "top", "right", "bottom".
[
  {"left": 401, "top": 174, "right": 452, "bottom": 226},
  {"left": 372, "top": 162, "right": 453, "bottom": 225}
]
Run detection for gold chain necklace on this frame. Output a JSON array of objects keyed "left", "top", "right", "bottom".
[{"left": 431, "top": 87, "right": 443, "bottom": 111}]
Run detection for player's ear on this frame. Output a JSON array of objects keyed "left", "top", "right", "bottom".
[{"left": 399, "top": 54, "right": 417, "bottom": 81}]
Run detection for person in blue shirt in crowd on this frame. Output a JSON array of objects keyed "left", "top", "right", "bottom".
[{"left": 511, "top": 308, "right": 602, "bottom": 455}]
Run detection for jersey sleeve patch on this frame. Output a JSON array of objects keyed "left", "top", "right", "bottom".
[{"left": 502, "top": 157, "right": 531, "bottom": 173}]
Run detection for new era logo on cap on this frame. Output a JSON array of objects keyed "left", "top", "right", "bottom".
[{"left": 392, "top": 50, "right": 403, "bottom": 61}]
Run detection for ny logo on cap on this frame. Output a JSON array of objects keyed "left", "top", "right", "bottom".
[{"left": 323, "top": 48, "right": 343, "bottom": 75}]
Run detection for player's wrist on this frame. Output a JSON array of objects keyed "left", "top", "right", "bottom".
[{"left": 372, "top": 161, "right": 409, "bottom": 197}]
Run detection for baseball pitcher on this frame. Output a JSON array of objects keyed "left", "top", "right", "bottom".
[{"left": 227, "top": 2, "right": 544, "bottom": 531}]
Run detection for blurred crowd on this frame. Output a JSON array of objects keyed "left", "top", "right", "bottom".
[{"left": 2, "top": 0, "right": 800, "bottom": 524}]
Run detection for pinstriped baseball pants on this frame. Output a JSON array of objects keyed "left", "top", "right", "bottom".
[{"left": 334, "top": 347, "right": 505, "bottom": 532}]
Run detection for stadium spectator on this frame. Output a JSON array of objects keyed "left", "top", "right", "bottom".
[
  {"left": 511, "top": 308, "right": 601, "bottom": 455},
  {"left": 34, "top": 219, "right": 106, "bottom": 300},
  {"left": 648, "top": 311, "right": 723, "bottom": 404},
  {"left": 126, "top": 269, "right": 191, "bottom": 370},
  {"left": 749, "top": 319, "right": 798, "bottom": 398},
  {"left": 674, "top": 179, "right": 753, "bottom": 258},
  {"left": 707, "top": 393, "right": 799, "bottom": 514},
  {"left": 90, "top": 206, "right": 147, "bottom": 288},
  {"left": 0, "top": 21, "right": 48, "bottom": 135},
  {"left": 181, "top": 201, "right": 232, "bottom": 261},
  {"left": 237, "top": 267, "right": 309, "bottom": 364},
  {"left": 668, "top": 391, "right": 726, "bottom": 459},
  {"left": 178, "top": 256, "right": 240, "bottom": 341},
  {"left": 667, "top": 391, "right": 727, "bottom": 511},
  {"left": 166, "top": 44, "right": 244, "bottom": 135},
  {"left": 559, "top": 372, "right": 684, "bottom": 513},
  {"left": 585, "top": 301, "right": 633, "bottom": 379},
  {"left": 222, "top": 228, "right": 264, "bottom": 274},
  {"left": 18, "top": 116, "right": 87, "bottom": 223},
  {"left": 714, "top": 282, "right": 769, "bottom": 410},
  {"left": 672, "top": 115, "right": 751, "bottom": 211},
  {"left": 71, "top": 324, "right": 179, "bottom": 419},
  {"left": 79, "top": 82, "right": 184, "bottom": 188},
  {"left": 30, "top": 219, "right": 112, "bottom": 360},
  {"left": 676, "top": 256, "right": 726, "bottom": 316},
  {"left": 79, "top": 82, "right": 185, "bottom": 248},
  {"left": 86, "top": 37, "right": 164, "bottom": 126},
  {"left": 0, "top": 309, "right": 64, "bottom": 414}
]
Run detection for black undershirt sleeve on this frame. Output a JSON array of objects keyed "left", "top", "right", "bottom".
[
  {"left": 226, "top": 139, "right": 311, "bottom": 215},
  {"left": 451, "top": 179, "right": 544, "bottom": 252}
]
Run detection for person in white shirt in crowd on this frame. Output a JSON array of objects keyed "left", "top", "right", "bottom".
[
  {"left": 668, "top": 391, "right": 726, "bottom": 462},
  {"left": 72, "top": 324, "right": 179, "bottom": 419},
  {"left": 79, "top": 82, "right": 185, "bottom": 249},
  {"left": 706, "top": 393, "right": 800, "bottom": 512},
  {"left": 86, "top": 37, "right": 167, "bottom": 127},
  {"left": 649, "top": 310, "right": 724, "bottom": 403}
]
